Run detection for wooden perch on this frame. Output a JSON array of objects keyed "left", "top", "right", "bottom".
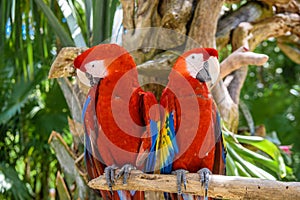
[{"left": 88, "top": 170, "right": 300, "bottom": 199}]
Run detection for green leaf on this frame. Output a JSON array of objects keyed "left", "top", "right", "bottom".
[
  {"left": 56, "top": 0, "right": 87, "bottom": 47},
  {"left": 0, "top": 79, "right": 36, "bottom": 124},
  {"left": 226, "top": 153, "right": 239, "bottom": 176},
  {"left": 92, "top": 0, "right": 105, "bottom": 45},
  {"left": 0, "top": 162, "right": 32, "bottom": 200},
  {"left": 235, "top": 161, "right": 252, "bottom": 177},
  {"left": 235, "top": 134, "right": 287, "bottom": 178},
  {"left": 227, "top": 143, "right": 276, "bottom": 180},
  {"left": 34, "top": 0, "right": 74, "bottom": 46},
  {"left": 230, "top": 136, "right": 286, "bottom": 178},
  {"left": 0, "top": 64, "right": 48, "bottom": 124}
]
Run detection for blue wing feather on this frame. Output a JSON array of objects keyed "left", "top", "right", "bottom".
[
  {"left": 215, "top": 111, "right": 226, "bottom": 165},
  {"left": 159, "top": 111, "right": 179, "bottom": 174},
  {"left": 82, "top": 95, "right": 91, "bottom": 123},
  {"left": 144, "top": 119, "right": 159, "bottom": 172},
  {"left": 83, "top": 95, "right": 93, "bottom": 167}
]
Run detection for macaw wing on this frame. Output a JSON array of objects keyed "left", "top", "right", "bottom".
[
  {"left": 83, "top": 85, "right": 106, "bottom": 179},
  {"left": 157, "top": 90, "right": 179, "bottom": 174},
  {"left": 135, "top": 91, "right": 160, "bottom": 173},
  {"left": 158, "top": 111, "right": 179, "bottom": 174},
  {"left": 212, "top": 103, "right": 226, "bottom": 175}
]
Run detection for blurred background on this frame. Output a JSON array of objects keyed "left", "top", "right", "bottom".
[{"left": 0, "top": 0, "right": 299, "bottom": 199}]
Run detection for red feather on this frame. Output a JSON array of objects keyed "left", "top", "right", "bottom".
[
  {"left": 160, "top": 48, "right": 225, "bottom": 199},
  {"left": 79, "top": 44, "right": 158, "bottom": 200}
]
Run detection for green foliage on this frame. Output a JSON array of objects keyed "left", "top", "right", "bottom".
[
  {"left": 240, "top": 40, "right": 300, "bottom": 180},
  {"left": 34, "top": 0, "right": 75, "bottom": 46},
  {"left": 224, "top": 126, "right": 295, "bottom": 181},
  {"left": 0, "top": 163, "right": 33, "bottom": 200},
  {"left": 1, "top": 0, "right": 299, "bottom": 199},
  {"left": 0, "top": 0, "right": 71, "bottom": 198},
  {"left": 0, "top": 0, "right": 120, "bottom": 199}
]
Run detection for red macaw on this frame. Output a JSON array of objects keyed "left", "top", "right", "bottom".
[
  {"left": 156, "top": 48, "right": 226, "bottom": 200},
  {"left": 73, "top": 44, "right": 160, "bottom": 200}
]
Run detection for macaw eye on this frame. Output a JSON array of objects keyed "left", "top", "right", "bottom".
[
  {"left": 84, "top": 60, "right": 107, "bottom": 78},
  {"left": 185, "top": 53, "right": 204, "bottom": 79}
]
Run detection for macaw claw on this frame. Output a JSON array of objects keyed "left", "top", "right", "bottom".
[
  {"left": 172, "top": 169, "right": 189, "bottom": 195},
  {"left": 197, "top": 168, "right": 211, "bottom": 200},
  {"left": 116, "top": 164, "right": 136, "bottom": 185},
  {"left": 104, "top": 165, "right": 118, "bottom": 193}
]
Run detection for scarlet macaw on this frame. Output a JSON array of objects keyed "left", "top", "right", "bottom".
[
  {"left": 155, "top": 48, "right": 226, "bottom": 200},
  {"left": 74, "top": 44, "right": 160, "bottom": 200}
]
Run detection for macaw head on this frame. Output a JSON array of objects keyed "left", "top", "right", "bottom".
[
  {"left": 74, "top": 44, "right": 135, "bottom": 87},
  {"left": 174, "top": 48, "right": 220, "bottom": 87}
]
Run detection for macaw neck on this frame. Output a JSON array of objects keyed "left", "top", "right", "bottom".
[
  {"left": 99, "top": 68, "right": 140, "bottom": 97},
  {"left": 167, "top": 69, "right": 210, "bottom": 97}
]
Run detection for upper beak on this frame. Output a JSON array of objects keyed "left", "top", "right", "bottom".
[
  {"left": 196, "top": 61, "right": 211, "bottom": 83},
  {"left": 196, "top": 57, "right": 220, "bottom": 88},
  {"left": 77, "top": 69, "right": 102, "bottom": 87},
  {"left": 77, "top": 69, "right": 92, "bottom": 87}
]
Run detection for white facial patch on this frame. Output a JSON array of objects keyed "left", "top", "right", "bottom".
[
  {"left": 186, "top": 53, "right": 220, "bottom": 86},
  {"left": 84, "top": 60, "right": 107, "bottom": 78},
  {"left": 185, "top": 53, "right": 205, "bottom": 78}
]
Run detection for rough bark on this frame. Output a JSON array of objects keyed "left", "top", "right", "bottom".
[
  {"left": 187, "top": 0, "right": 224, "bottom": 49},
  {"left": 121, "top": 0, "right": 161, "bottom": 64},
  {"left": 260, "top": 0, "right": 292, "bottom": 5},
  {"left": 48, "top": 47, "right": 86, "bottom": 79},
  {"left": 220, "top": 46, "right": 269, "bottom": 80},
  {"left": 88, "top": 170, "right": 300, "bottom": 199},
  {"left": 159, "top": 0, "right": 194, "bottom": 48},
  {"left": 48, "top": 131, "right": 95, "bottom": 199},
  {"left": 49, "top": 0, "right": 300, "bottom": 133},
  {"left": 216, "top": 1, "right": 273, "bottom": 50},
  {"left": 275, "top": 0, "right": 300, "bottom": 13},
  {"left": 277, "top": 35, "right": 300, "bottom": 64}
]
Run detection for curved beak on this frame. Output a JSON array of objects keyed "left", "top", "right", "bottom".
[
  {"left": 196, "top": 61, "right": 211, "bottom": 83},
  {"left": 77, "top": 69, "right": 92, "bottom": 87},
  {"left": 196, "top": 56, "right": 220, "bottom": 88}
]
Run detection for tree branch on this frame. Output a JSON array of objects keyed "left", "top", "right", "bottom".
[
  {"left": 211, "top": 80, "right": 239, "bottom": 132},
  {"left": 220, "top": 46, "right": 269, "bottom": 79},
  {"left": 277, "top": 35, "right": 300, "bottom": 64},
  {"left": 121, "top": 0, "right": 161, "bottom": 64},
  {"left": 216, "top": 1, "right": 272, "bottom": 50},
  {"left": 275, "top": 0, "right": 300, "bottom": 14},
  {"left": 48, "top": 47, "right": 86, "bottom": 79},
  {"left": 247, "top": 13, "right": 300, "bottom": 49},
  {"left": 120, "top": 0, "right": 135, "bottom": 30},
  {"left": 259, "top": 0, "right": 292, "bottom": 5},
  {"left": 227, "top": 13, "right": 300, "bottom": 105},
  {"left": 88, "top": 170, "right": 300, "bottom": 199},
  {"left": 159, "top": 0, "right": 194, "bottom": 49},
  {"left": 187, "top": 0, "right": 224, "bottom": 49}
]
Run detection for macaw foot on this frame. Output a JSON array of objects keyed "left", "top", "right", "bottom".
[
  {"left": 104, "top": 165, "right": 118, "bottom": 193},
  {"left": 197, "top": 168, "right": 212, "bottom": 200},
  {"left": 172, "top": 169, "right": 189, "bottom": 195},
  {"left": 116, "top": 164, "right": 136, "bottom": 185}
]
